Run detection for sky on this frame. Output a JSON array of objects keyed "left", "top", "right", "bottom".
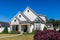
[{"left": 0, "top": 0, "right": 60, "bottom": 22}]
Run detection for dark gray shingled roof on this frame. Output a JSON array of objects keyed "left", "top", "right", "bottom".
[{"left": 0, "top": 21, "right": 10, "bottom": 27}]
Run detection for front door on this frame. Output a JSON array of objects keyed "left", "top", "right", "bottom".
[{"left": 21, "top": 25, "right": 27, "bottom": 32}]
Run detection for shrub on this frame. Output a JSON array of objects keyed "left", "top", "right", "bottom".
[
  {"left": 2, "top": 27, "right": 8, "bottom": 33},
  {"left": 34, "top": 30, "right": 60, "bottom": 40},
  {"left": 54, "top": 27, "right": 57, "bottom": 31},
  {"left": 9, "top": 30, "right": 17, "bottom": 34},
  {"left": 9, "top": 30, "right": 20, "bottom": 34},
  {"left": 43, "top": 27, "right": 47, "bottom": 30}
]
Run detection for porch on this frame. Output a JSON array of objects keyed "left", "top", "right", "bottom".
[{"left": 10, "top": 23, "right": 31, "bottom": 33}]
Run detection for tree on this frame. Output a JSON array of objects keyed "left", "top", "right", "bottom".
[
  {"left": 54, "top": 27, "right": 57, "bottom": 31},
  {"left": 3, "top": 27, "right": 8, "bottom": 33},
  {"left": 47, "top": 18, "right": 60, "bottom": 27},
  {"left": 48, "top": 18, "right": 55, "bottom": 23},
  {"left": 43, "top": 27, "right": 47, "bottom": 30}
]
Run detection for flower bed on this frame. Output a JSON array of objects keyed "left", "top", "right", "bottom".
[{"left": 34, "top": 30, "right": 60, "bottom": 40}]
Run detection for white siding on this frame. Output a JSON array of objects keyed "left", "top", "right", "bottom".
[
  {"left": 34, "top": 23, "right": 41, "bottom": 30},
  {"left": 10, "top": 18, "right": 19, "bottom": 25},
  {"left": 40, "top": 23, "right": 45, "bottom": 31},
  {"left": 30, "top": 24, "right": 34, "bottom": 33},
  {"left": 40, "top": 16, "right": 46, "bottom": 23},
  {"left": 17, "top": 12, "right": 26, "bottom": 21},
  {"left": 24, "top": 8, "right": 37, "bottom": 21}
]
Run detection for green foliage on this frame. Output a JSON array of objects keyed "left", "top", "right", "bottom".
[
  {"left": 9, "top": 30, "right": 17, "bottom": 34},
  {"left": 47, "top": 18, "right": 55, "bottom": 23},
  {"left": 54, "top": 27, "right": 57, "bottom": 31},
  {"left": 9, "top": 30, "right": 20, "bottom": 34},
  {"left": 2, "top": 27, "right": 8, "bottom": 33},
  {"left": 43, "top": 27, "right": 47, "bottom": 30},
  {"left": 47, "top": 18, "right": 60, "bottom": 27}
]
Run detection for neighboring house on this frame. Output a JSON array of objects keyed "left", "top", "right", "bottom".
[
  {"left": 10, "top": 7, "right": 47, "bottom": 33},
  {"left": 0, "top": 21, "right": 10, "bottom": 32}
]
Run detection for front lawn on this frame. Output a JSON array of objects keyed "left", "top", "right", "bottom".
[{"left": 0, "top": 34, "right": 34, "bottom": 40}]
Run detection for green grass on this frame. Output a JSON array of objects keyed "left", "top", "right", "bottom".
[{"left": 0, "top": 34, "right": 34, "bottom": 40}]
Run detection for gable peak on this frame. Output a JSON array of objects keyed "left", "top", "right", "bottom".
[
  {"left": 23, "top": 6, "right": 33, "bottom": 13},
  {"left": 17, "top": 11, "right": 21, "bottom": 13},
  {"left": 26, "top": 6, "right": 31, "bottom": 9}
]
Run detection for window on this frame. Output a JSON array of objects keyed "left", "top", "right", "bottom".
[
  {"left": 27, "top": 10, "right": 29, "bottom": 12},
  {"left": 19, "top": 15, "right": 21, "bottom": 17},
  {"left": 12, "top": 25, "right": 18, "bottom": 31},
  {"left": 36, "top": 23, "right": 40, "bottom": 30},
  {"left": 12, "top": 26, "right": 16, "bottom": 30}
]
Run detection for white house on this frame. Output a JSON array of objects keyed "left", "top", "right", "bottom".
[{"left": 10, "top": 7, "right": 47, "bottom": 33}]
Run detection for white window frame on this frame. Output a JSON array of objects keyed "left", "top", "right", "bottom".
[{"left": 35, "top": 23, "right": 40, "bottom": 30}]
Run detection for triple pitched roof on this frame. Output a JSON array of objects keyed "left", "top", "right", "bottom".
[{"left": 11, "top": 7, "right": 46, "bottom": 24}]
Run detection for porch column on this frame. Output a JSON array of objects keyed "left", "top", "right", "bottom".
[
  {"left": 28, "top": 24, "right": 31, "bottom": 33},
  {"left": 10, "top": 25, "right": 12, "bottom": 32},
  {"left": 34, "top": 23, "right": 36, "bottom": 30},
  {"left": 19, "top": 24, "right": 21, "bottom": 33}
]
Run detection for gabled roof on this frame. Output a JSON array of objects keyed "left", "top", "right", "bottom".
[
  {"left": 16, "top": 11, "right": 31, "bottom": 23},
  {"left": 10, "top": 6, "right": 46, "bottom": 24},
  {"left": 23, "top": 6, "right": 45, "bottom": 23},
  {"left": 10, "top": 11, "right": 31, "bottom": 23}
]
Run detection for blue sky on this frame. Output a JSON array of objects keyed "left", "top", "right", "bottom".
[{"left": 0, "top": 0, "right": 60, "bottom": 22}]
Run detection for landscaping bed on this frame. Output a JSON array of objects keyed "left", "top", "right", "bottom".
[{"left": 34, "top": 30, "right": 60, "bottom": 40}]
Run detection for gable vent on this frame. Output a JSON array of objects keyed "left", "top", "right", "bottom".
[
  {"left": 14, "top": 20, "right": 16, "bottom": 22},
  {"left": 19, "top": 15, "right": 21, "bottom": 17},
  {"left": 27, "top": 10, "right": 29, "bottom": 12}
]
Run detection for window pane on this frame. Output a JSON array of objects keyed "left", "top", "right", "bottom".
[{"left": 36, "top": 23, "right": 40, "bottom": 30}]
